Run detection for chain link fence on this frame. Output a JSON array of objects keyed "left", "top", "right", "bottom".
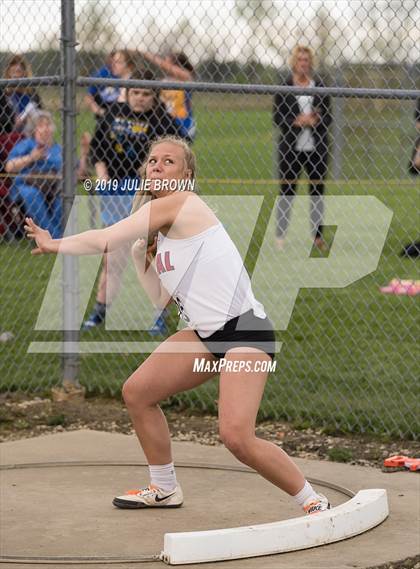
[{"left": 0, "top": 1, "right": 419, "bottom": 439}]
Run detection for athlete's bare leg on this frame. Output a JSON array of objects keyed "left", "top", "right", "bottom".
[
  {"left": 122, "top": 329, "right": 216, "bottom": 465},
  {"left": 218, "top": 348, "right": 305, "bottom": 496}
]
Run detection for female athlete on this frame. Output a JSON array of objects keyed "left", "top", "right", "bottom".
[{"left": 25, "top": 136, "right": 329, "bottom": 515}]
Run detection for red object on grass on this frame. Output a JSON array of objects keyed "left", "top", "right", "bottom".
[{"left": 383, "top": 455, "right": 420, "bottom": 471}]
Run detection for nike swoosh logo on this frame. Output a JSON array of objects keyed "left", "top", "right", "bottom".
[{"left": 155, "top": 492, "right": 176, "bottom": 503}]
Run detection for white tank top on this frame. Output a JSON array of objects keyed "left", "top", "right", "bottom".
[
  {"left": 155, "top": 223, "right": 266, "bottom": 337},
  {"left": 296, "top": 79, "right": 315, "bottom": 152}
]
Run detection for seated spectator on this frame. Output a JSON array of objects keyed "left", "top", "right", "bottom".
[
  {"left": 5, "top": 111, "right": 62, "bottom": 238},
  {"left": 142, "top": 51, "right": 196, "bottom": 141},
  {"left": 4, "top": 55, "right": 43, "bottom": 132},
  {"left": 5, "top": 112, "right": 89, "bottom": 240},
  {"left": 85, "top": 49, "right": 136, "bottom": 119}
]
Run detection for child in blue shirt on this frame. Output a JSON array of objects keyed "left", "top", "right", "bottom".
[{"left": 85, "top": 50, "right": 136, "bottom": 119}]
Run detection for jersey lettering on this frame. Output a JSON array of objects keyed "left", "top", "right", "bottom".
[
  {"left": 155, "top": 251, "right": 175, "bottom": 275},
  {"left": 156, "top": 253, "right": 165, "bottom": 274},
  {"left": 164, "top": 251, "right": 175, "bottom": 271}
]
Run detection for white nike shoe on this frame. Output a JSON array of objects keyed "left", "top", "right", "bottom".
[
  {"left": 303, "top": 493, "right": 331, "bottom": 515},
  {"left": 112, "top": 483, "right": 183, "bottom": 509}
]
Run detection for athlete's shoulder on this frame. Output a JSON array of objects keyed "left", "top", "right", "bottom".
[
  {"left": 149, "top": 191, "right": 202, "bottom": 220},
  {"left": 150, "top": 190, "right": 194, "bottom": 210},
  {"left": 171, "top": 191, "right": 207, "bottom": 213}
]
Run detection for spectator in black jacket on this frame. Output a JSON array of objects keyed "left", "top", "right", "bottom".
[
  {"left": 273, "top": 45, "right": 332, "bottom": 250},
  {"left": 408, "top": 98, "right": 420, "bottom": 176},
  {"left": 83, "top": 70, "right": 180, "bottom": 331}
]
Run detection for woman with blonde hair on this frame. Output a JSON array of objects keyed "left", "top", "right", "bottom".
[
  {"left": 25, "top": 136, "right": 330, "bottom": 516},
  {"left": 273, "top": 45, "right": 332, "bottom": 250}
]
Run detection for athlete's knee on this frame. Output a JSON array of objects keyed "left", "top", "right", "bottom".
[
  {"left": 122, "top": 374, "right": 152, "bottom": 409},
  {"left": 219, "top": 425, "right": 253, "bottom": 460},
  {"left": 121, "top": 378, "right": 136, "bottom": 407}
]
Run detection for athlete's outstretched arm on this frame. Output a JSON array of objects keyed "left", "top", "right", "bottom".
[{"left": 25, "top": 198, "right": 171, "bottom": 256}]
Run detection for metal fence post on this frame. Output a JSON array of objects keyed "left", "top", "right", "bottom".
[{"left": 60, "top": 0, "right": 79, "bottom": 385}]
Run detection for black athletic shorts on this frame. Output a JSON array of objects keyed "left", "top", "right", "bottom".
[{"left": 194, "top": 310, "right": 276, "bottom": 360}]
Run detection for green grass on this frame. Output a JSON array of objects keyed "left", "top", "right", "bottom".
[
  {"left": 1, "top": 96, "right": 419, "bottom": 439},
  {"left": 327, "top": 447, "right": 354, "bottom": 463}
]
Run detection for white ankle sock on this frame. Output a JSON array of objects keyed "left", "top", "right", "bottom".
[
  {"left": 293, "top": 480, "right": 319, "bottom": 507},
  {"left": 148, "top": 462, "right": 177, "bottom": 492}
]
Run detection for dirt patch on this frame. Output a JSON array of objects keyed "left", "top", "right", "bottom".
[{"left": 1, "top": 393, "right": 419, "bottom": 468}]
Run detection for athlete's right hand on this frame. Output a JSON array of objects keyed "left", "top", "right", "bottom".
[
  {"left": 24, "top": 217, "right": 54, "bottom": 255},
  {"left": 131, "top": 235, "right": 157, "bottom": 261}
]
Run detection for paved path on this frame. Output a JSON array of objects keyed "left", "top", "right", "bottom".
[{"left": 1, "top": 430, "right": 419, "bottom": 568}]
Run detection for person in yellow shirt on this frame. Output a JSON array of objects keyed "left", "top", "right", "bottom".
[{"left": 142, "top": 51, "right": 196, "bottom": 142}]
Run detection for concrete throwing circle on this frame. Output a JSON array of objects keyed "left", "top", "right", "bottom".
[{"left": 0, "top": 461, "right": 353, "bottom": 565}]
